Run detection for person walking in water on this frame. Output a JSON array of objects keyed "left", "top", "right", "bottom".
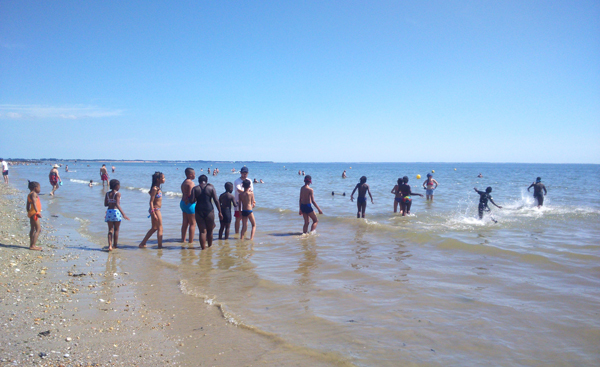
[
  {"left": 139, "top": 172, "right": 165, "bottom": 249},
  {"left": 527, "top": 177, "right": 547, "bottom": 208},
  {"left": 299, "top": 175, "right": 323, "bottom": 233},
  {"left": 422, "top": 173, "right": 439, "bottom": 201},
  {"left": 180, "top": 168, "right": 196, "bottom": 244},
  {"left": 234, "top": 167, "right": 253, "bottom": 234},
  {"left": 1, "top": 158, "right": 9, "bottom": 184},
  {"left": 350, "top": 176, "right": 373, "bottom": 218},
  {"left": 189, "top": 174, "right": 222, "bottom": 250},
  {"left": 100, "top": 164, "right": 109, "bottom": 188},
  {"left": 49, "top": 164, "right": 61, "bottom": 196}
]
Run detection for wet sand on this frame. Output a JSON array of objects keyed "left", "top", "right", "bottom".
[{"left": 0, "top": 183, "right": 342, "bottom": 367}]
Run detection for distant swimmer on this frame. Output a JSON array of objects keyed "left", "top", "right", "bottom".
[
  {"left": 392, "top": 176, "right": 424, "bottom": 216},
  {"left": 112, "top": 165, "right": 115, "bottom": 173},
  {"left": 474, "top": 187, "right": 502, "bottom": 220},
  {"left": 477, "top": 173, "right": 483, "bottom": 178},
  {"left": 299, "top": 175, "right": 323, "bottom": 234},
  {"left": 298, "top": 170, "right": 302, "bottom": 175},
  {"left": 100, "top": 164, "right": 109, "bottom": 188},
  {"left": 253, "top": 178, "right": 259, "bottom": 183},
  {"left": 527, "top": 177, "right": 547, "bottom": 208},
  {"left": 49, "top": 164, "right": 61, "bottom": 196},
  {"left": 342, "top": 170, "right": 347, "bottom": 179},
  {"left": 89, "top": 180, "right": 93, "bottom": 187},
  {"left": 139, "top": 172, "right": 165, "bottom": 249},
  {"left": 65, "top": 165, "right": 69, "bottom": 172},
  {"left": 180, "top": 168, "right": 196, "bottom": 244},
  {"left": 350, "top": 176, "right": 373, "bottom": 218},
  {"left": 422, "top": 173, "right": 439, "bottom": 201},
  {"left": 260, "top": 179, "right": 264, "bottom": 183}
]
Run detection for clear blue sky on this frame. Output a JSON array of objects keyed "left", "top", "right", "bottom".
[{"left": 1, "top": 1, "right": 598, "bottom": 163}]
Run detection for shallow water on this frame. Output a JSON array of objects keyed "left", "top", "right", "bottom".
[{"left": 12, "top": 161, "right": 600, "bottom": 366}]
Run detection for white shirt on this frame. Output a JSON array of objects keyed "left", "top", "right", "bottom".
[
  {"left": 234, "top": 176, "right": 254, "bottom": 208},
  {"left": 1, "top": 161, "right": 7, "bottom": 171}
]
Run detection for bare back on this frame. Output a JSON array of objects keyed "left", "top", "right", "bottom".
[{"left": 300, "top": 185, "right": 313, "bottom": 204}]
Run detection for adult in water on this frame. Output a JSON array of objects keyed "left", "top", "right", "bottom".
[
  {"left": 100, "top": 164, "right": 109, "bottom": 188},
  {"left": 49, "top": 164, "right": 61, "bottom": 196},
  {"left": 180, "top": 168, "right": 196, "bottom": 244},
  {"left": 189, "top": 175, "right": 222, "bottom": 250},
  {"left": 527, "top": 177, "right": 547, "bottom": 208},
  {"left": 474, "top": 187, "right": 502, "bottom": 220}
]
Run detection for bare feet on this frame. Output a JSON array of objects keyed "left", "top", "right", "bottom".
[
  {"left": 157, "top": 245, "right": 163, "bottom": 249},
  {"left": 139, "top": 244, "right": 146, "bottom": 248},
  {"left": 108, "top": 247, "right": 113, "bottom": 252},
  {"left": 29, "top": 246, "right": 42, "bottom": 251}
]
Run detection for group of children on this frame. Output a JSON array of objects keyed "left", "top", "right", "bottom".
[{"left": 24, "top": 166, "right": 548, "bottom": 251}]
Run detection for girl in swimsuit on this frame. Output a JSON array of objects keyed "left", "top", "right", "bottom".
[
  {"left": 391, "top": 178, "right": 404, "bottom": 213},
  {"left": 26, "top": 181, "right": 43, "bottom": 251},
  {"left": 105, "top": 179, "right": 130, "bottom": 251},
  {"left": 139, "top": 172, "right": 165, "bottom": 249}
]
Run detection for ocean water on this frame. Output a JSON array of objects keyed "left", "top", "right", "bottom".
[{"left": 11, "top": 161, "right": 600, "bottom": 366}]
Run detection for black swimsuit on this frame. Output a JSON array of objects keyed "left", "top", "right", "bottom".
[{"left": 192, "top": 184, "right": 214, "bottom": 218}]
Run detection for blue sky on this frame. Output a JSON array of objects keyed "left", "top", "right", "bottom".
[{"left": 1, "top": 1, "right": 598, "bottom": 163}]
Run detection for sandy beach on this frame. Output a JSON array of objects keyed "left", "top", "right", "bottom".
[{"left": 0, "top": 183, "right": 341, "bottom": 367}]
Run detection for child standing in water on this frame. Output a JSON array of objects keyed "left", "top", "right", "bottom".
[
  {"left": 299, "top": 175, "right": 323, "bottom": 233},
  {"left": 422, "top": 173, "right": 439, "bottom": 201},
  {"left": 392, "top": 176, "right": 423, "bottom": 216},
  {"left": 139, "top": 172, "right": 165, "bottom": 249},
  {"left": 350, "top": 176, "right": 373, "bottom": 218},
  {"left": 26, "top": 181, "right": 43, "bottom": 251},
  {"left": 104, "top": 179, "right": 130, "bottom": 251},
  {"left": 474, "top": 187, "right": 502, "bottom": 220},
  {"left": 239, "top": 179, "right": 256, "bottom": 240},
  {"left": 219, "top": 182, "right": 236, "bottom": 240}
]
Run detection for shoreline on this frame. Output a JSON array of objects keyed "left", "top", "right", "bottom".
[{"left": 0, "top": 183, "right": 346, "bottom": 367}]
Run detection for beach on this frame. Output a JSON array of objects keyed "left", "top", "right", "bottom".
[
  {"left": 0, "top": 182, "right": 339, "bottom": 367},
  {"left": 2, "top": 161, "right": 599, "bottom": 366}
]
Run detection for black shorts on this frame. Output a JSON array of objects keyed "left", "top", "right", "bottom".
[
  {"left": 220, "top": 210, "right": 232, "bottom": 224},
  {"left": 534, "top": 194, "right": 544, "bottom": 206},
  {"left": 2, "top": 170, "right": 7, "bottom": 176}
]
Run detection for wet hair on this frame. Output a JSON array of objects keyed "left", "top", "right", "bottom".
[
  {"left": 225, "top": 182, "right": 233, "bottom": 192},
  {"left": 397, "top": 178, "right": 403, "bottom": 186},
  {"left": 150, "top": 171, "right": 164, "bottom": 189},
  {"left": 486, "top": 187, "right": 492, "bottom": 193},
  {"left": 27, "top": 180, "right": 40, "bottom": 191},
  {"left": 185, "top": 167, "right": 195, "bottom": 176},
  {"left": 403, "top": 176, "right": 409, "bottom": 183},
  {"left": 304, "top": 175, "right": 312, "bottom": 184},
  {"left": 198, "top": 174, "right": 208, "bottom": 183},
  {"left": 109, "top": 179, "right": 120, "bottom": 190},
  {"left": 536, "top": 177, "right": 541, "bottom": 182},
  {"left": 243, "top": 179, "right": 251, "bottom": 189},
  {"left": 360, "top": 176, "right": 367, "bottom": 184}
]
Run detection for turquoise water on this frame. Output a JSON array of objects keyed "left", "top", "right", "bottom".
[{"left": 11, "top": 161, "right": 600, "bottom": 366}]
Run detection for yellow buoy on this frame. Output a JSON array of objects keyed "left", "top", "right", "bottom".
[
  {"left": 431, "top": 170, "right": 435, "bottom": 173},
  {"left": 416, "top": 174, "right": 421, "bottom": 179},
  {"left": 454, "top": 168, "right": 457, "bottom": 171}
]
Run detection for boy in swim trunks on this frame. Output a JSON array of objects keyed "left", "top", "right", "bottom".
[
  {"left": 422, "top": 173, "right": 439, "bottom": 201},
  {"left": 350, "top": 176, "right": 373, "bottom": 218},
  {"left": 527, "top": 177, "right": 547, "bottom": 208},
  {"left": 180, "top": 168, "right": 196, "bottom": 244},
  {"left": 239, "top": 179, "right": 256, "bottom": 240},
  {"left": 234, "top": 167, "right": 253, "bottom": 234},
  {"left": 219, "top": 182, "right": 236, "bottom": 240},
  {"left": 26, "top": 181, "right": 43, "bottom": 250},
  {"left": 299, "top": 175, "right": 323, "bottom": 233}
]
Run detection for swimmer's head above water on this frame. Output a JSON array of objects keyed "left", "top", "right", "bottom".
[
  {"left": 304, "top": 175, "right": 312, "bottom": 184},
  {"left": 486, "top": 187, "right": 492, "bottom": 193}
]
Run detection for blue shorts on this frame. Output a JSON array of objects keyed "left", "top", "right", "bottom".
[
  {"left": 300, "top": 203, "right": 313, "bottom": 214},
  {"left": 105, "top": 209, "right": 123, "bottom": 222},
  {"left": 357, "top": 196, "right": 367, "bottom": 203},
  {"left": 426, "top": 189, "right": 434, "bottom": 196},
  {"left": 180, "top": 200, "right": 196, "bottom": 214},
  {"left": 242, "top": 210, "right": 253, "bottom": 217}
]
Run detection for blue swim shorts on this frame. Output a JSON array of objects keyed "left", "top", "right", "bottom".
[{"left": 180, "top": 199, "right": 196, "bottom": 214}]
